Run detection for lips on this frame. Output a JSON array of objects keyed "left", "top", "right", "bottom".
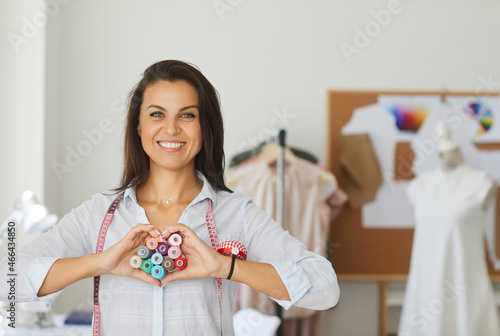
[{"left": 157, "top": 141, "right": 186, "bottom": 149}]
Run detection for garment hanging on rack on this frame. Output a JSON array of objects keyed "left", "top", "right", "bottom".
[{"left": 228, "top": 156, "right": 337, "bottom": 335}]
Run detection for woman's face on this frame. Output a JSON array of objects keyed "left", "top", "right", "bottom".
[{"left": 137, "top": 80, "right": 202, "bottom": 173}]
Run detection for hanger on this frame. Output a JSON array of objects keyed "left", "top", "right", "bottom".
[
  {"left": 257, "top": 143, "right": 336, "bottom": 183},
  {"left": 255, "top": 142, "right": 298, "bottom": 165}
]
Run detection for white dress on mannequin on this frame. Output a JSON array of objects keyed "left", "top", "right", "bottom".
[{"left": 398, "top": 162, "right": 500, "bottom": 336}]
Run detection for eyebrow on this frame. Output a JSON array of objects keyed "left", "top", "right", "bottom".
[{"left": 146, "top": 104, "right": 199, "bottom": 112}]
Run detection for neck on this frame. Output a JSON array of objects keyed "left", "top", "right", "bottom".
[
  {"left": 140, "top": 164, "right": 201, "bottom": 205},
  {"left": 439, "top": 148, "right": 464, "bottom": 171}
]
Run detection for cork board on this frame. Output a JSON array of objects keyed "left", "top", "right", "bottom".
[{"left": 326, "top": 90, "right": 500, "bottom": 279}]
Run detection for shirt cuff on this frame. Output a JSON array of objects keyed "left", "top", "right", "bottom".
[
  {"left": 25, "top": 257, "right": 62, "bottom": 303},
  {"left": 270, "top": 260, "right": 311, "bottom": 310}
]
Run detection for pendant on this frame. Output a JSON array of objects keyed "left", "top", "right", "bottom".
[{"left": 165, "top": 200, "right": 170, "bottom": 204}]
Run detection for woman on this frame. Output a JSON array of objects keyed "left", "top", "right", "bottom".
[{"left": 1, "top": 60, "right": 339, "bottom": 335}]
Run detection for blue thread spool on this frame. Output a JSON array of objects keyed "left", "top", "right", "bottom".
[
  {"left": 151, "top": 252, "right": 163, "bottom": 265},
  {"left": 151, "top": 265, "right": 166, "bottom": 280}
]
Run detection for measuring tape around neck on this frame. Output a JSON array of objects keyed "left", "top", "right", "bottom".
[{"left": 93, "top": 194, "right": 224, "bottom": 336}]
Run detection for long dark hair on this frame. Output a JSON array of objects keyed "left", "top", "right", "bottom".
[{"left": 114, "top": 60, "right": 231, "bottom": 193}]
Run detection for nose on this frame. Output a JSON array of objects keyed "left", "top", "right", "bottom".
[{"left": 162, "top": 116, "right": 180, "bottom": 136}]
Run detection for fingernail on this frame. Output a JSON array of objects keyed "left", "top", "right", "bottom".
[{"left": 154, "top": 230, "right": 161, "bottom": 235}]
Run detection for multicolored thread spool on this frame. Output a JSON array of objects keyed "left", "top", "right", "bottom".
[{"left": 131, "top": 235, "right": 188, "bottom": 281}]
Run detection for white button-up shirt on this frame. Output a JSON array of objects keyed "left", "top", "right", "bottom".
[{"left": 0, "top": 173, "right": 339, "bottom": 335}]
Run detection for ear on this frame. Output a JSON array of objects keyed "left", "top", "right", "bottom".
[{"left": 137, "top": 125, "right": 141, "bottom": 137}]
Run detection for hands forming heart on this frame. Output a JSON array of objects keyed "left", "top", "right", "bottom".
[{"left": 98, "top": 223, "right": 234, "bottom": 287}]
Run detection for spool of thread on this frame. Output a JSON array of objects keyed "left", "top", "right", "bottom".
[
  {"left": 151, "top": 265, "right": 166, "bottom": 280},
  {"left": 141, "top": 260, "right": 153, "bottom": 274},
  {"left": 157, "top": 242, "right": 169, "bottom": 255},
  {"left": 167, "top": 233, "right": 182, "bottom": 246},
  {"left": 151, "top": 252, "right": 164, "bottom": 265},
  {"left": 130, "top": 255, "right": 142, "bottom": 268},
  {"left": 162, "top": 257, "right": 175, "bottom": 271},
  {"left": 146, "top": 238, "right": 159, "bottom": 250},
  {"left": 137, "top": 246, "right": 154, "bottom": 259},
  {"left": 175, "top": 257, "right": 187, "bottom": 270},
  {"left": 168, "top": 246, "right": 181, "bottom": 259}
]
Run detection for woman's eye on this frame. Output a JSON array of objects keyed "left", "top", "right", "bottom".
[
  {"left": 180, "top": 113, "right": 196, "bottom": 119},
  {"left": 150, "top": 112, "right": 163, "bottom": 118}
]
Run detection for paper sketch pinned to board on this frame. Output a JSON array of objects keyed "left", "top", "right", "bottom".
[
  {"left": 445, "top": 96, "right": 500, "bottom": 143},
  {"left": 341, "top": 95, "right": 442, "bottom": 227},
  {"left": 339, "top": 92, "right": 500, "bottom": 268}
]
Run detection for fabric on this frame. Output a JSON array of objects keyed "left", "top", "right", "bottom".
[
  {"left": 0, "top": 172, "right": 339, "bottom": 336},
  {"left": 326, "top": 187, "right": 349, "bottom": 221},
  {"left": 338, "top": 133, "right": 383, "bottom": 209},
  {"left": 228, "top": 158, "right": 333, "bottom": 325},
  {"left": 398, "top": 163, "right": 500, "bottom": 336}
]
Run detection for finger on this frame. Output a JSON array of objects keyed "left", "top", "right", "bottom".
[
  {"left": 133, "top": 269, "right": 162, "bottom": 287},
  {"left": 160, "top": 270, "right": 188, "bottom": 286},
  {"left": 129, "top": 224, "right": 156, "bottom": 237},
  {"left": 161, "top": 224, "right": 191, "bottom": 239},
  {"left": 127, "top": 224, "right": 160, "bottom": 242}
]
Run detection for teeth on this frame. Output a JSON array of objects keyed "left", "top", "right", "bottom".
[{"left": 158, "top": 142, "right": 185, "bottom": 149}]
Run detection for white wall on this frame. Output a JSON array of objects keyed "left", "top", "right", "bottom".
[
  {"left": 0, "top": 1, "right": 46, "bottom": 248},
  {"left": 4, "top": 0, "right": 500, "bottom": 334},
  {"left": 49, "top": 0, "right": 500, "bottom": 216}
]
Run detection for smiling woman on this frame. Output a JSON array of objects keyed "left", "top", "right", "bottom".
[
  {"left": 0, "top": 60, "right": 339, "bottom": 336},
  {"left": 118, "top": 60, "right": 229, "bottom": 195},
  {"left": 137, "top": 81, "right": 203, "bottom": 176}
]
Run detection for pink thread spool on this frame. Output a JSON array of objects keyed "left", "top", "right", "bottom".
[
  {"left": 168, "top": 246, "right": 181, "bottom": 259},
  {"left": 167, "top": 233, "right": 182, "bottom": 246}
]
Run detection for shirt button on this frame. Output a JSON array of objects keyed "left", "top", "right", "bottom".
[{"left": 156, "top": 310, "right": 161, "bottom": 315}]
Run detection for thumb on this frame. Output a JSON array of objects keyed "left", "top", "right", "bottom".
[
  {"left": 132, "top": 269, "right": 161, "bottom": 287},
  {"left": 160, "top": 270, "right": 187, "bottom": 287}
]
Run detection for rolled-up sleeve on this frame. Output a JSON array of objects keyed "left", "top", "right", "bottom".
[
  {"left": 242, "top": 200, "right": 340, "bottom": 310},
  {"left": 0, "top": 196, "right": 95, "bottom": 303}
]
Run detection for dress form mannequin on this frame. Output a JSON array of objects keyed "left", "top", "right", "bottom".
[
  {"left": 435, "top": 121, "right": 493, "bottom": 209},
  {"left": 398, "top": 122, "right": 500, "bottom": 336},
  {"left": 435, "top": 121, "right": 464, "bottom": 171},
  {"left": 439, "top": 147, "right": 464, "bottom": 171}
]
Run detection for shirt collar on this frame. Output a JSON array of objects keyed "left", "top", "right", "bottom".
[{"left": 122, "top": 171, "right": 218, "bottom": 208}]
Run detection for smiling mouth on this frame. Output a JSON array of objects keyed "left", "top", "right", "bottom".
[{"left": 158, "top": 141, "right": 186, "bottom": 149}]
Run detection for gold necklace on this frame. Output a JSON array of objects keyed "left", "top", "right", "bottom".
[{"left": 148, "top": 180, "right": 199, "bottom": 205}]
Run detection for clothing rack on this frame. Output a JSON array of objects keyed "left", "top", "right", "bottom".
[{"left": 275, "top": 129, "right": 286, "bottom": 336}]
